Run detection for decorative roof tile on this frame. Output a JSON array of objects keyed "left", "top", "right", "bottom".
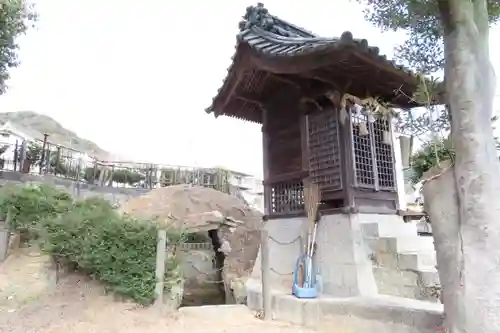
[{"left": 206, "top": 3, "right": 420, "bottom": 120}]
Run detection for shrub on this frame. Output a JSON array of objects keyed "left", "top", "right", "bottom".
[
  {"left": 39, "top": 198, "right": 170, "bottom": 304},
  {"left": 82, "top": 167, "right": 145, "bottom": 186},
  {"left": 26, "top": 142, "right": 42, "bottom": 164},
  {"left": 111, "top": 169, "right": 145, "bottom": 185},
  {"left": 410, "top": 138, "right": 455, "bottom": 184},
  {"left": 0, "top": 183, "right": 73, "bottom": 238},
  {"left": 83, "top": 166, "right": 99, "bottom": 183},
  {"left": 0, "top": 184, "right": 183, "bottom": 305},
  {"left": 50, "top": 157, "right": 82, "bottom": 179}
]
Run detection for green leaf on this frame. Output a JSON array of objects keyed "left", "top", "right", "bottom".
[
  {"left": 0, "top": 0, "right": 37, "bottom": 94},
  {"left": 0, "top": 184, "right": 184, "bottom": 305},
  {"left": 357, "top": 0, "right": 500, "bottom": 73}
]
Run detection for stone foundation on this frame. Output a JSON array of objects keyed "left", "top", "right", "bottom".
[
  {"left": 246, "top": 280, "right": 443, "bottom": 333},
  {"left": 247, "top": 212, "right": 443, "bottom": 331}
]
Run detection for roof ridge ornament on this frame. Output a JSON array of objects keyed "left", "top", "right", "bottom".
[
  {"left": 238, "top": 3, "right": 313, "bottom": 38},
  {"left": 239, "top": 3, "right": 274, "bottom": 32}
]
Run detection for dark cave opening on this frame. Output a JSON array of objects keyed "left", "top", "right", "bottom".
[
  {"left": 180, "top": 229, "right": 227, "bottom": 307},
  {"left": 208, "top": 229, "right": 226, "bottom": 296}
]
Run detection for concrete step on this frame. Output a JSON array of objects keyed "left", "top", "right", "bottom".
[
  {"left": 418, "top": 268, "right": 440, "bottom": 287},
  {"left": 359, "top": 214, "right": 406, "bottom": 224},
  {"left": 362, "top": 221, "right": 418, "bottom": 238},
  {"left": 376, "top": 236, "right": 435, "bottom": 254},
  {"left": 373, "top": 266, "right": 441, "bottom": 301},
  {"left": 374, "top": 251, "right": 437, "bottom": 271},
  {"left": 397, "top": 252, "right": 437, "bottom": 271}
]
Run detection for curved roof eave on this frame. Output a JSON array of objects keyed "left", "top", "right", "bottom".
[
  {"left": 238, "top": 26, "right": 418, "bottom": 82},
  {"left": 206, "top": 3, "right": 427, "bottom": 118}
]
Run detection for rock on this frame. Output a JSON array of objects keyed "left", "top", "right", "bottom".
[{"left": 119, "top": 185, "right": 263, "bottom": 302}]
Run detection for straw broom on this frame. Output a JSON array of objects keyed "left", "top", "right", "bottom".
[{"left": 297, "top": 180, "right": 321, "bottom": 288}]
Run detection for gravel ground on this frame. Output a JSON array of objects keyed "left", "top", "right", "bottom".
[{"left": 0, "top": 249, "right": 319, "bottom": 333}]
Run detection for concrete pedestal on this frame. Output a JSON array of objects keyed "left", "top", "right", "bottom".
[{"left": 251, "top": 213, "right": 378, "bottom": 297}]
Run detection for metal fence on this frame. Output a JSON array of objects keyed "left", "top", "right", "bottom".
[{"left": 0, "top": 137, "right": 231, "bottom": 193}]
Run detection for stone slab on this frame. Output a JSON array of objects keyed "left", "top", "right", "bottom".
[
  {"left": 398, "top": 252, "right": 437, "bottom": 271},
  {"left": 377, "top": 236, "right": 435, "bottom": 254},
  {"left": 246, "top": 279, "right": 443, "bottom": 333}
]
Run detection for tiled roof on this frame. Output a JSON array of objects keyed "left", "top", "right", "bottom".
[
  {"left": 234, "top": 3, "right": 414, "bottom": 73},
  {"left": 206, "top": 3, "right": 420, "bottom": 119}
]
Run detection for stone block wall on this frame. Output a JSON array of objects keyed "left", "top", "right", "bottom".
[{"left": 249, "top": 212, "right": 440, "bottom": 302}]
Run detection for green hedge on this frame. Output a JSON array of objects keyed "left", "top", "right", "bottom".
[
  {"left": 82, "top": 167, "right": 145, "bottom": 186},
  {"left": 0, "top": 183, "right": 74, "bottom": 238},
  {"left": 0, "top": 184, "right": 183, "bottom": 305}
]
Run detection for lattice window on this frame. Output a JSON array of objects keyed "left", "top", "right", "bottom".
[
  {"left": 270, "top": 180, "right": 304, "bottom": 214},
  {"left": 307, "top": 110, "right": 342, "bottom": 191},
  {"left": 351, "top": 114, "right": 396, "bottom": 191},
  {"left": 351, "top": 113, "right": 375, "bottom": 187},
  {"left": 373, "top": 119, "right": 396, "bottom": 189}
]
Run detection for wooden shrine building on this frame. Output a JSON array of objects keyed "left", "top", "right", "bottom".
[{"left": 206, "top": 4, "right": 421, "bottom": 218}]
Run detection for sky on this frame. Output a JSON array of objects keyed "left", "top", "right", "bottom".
[{"left": 0, "top": 0, "right": 498, "bottom": 178}]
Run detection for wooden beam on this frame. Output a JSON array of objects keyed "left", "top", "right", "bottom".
[
  {"left": 262, "top": 107, "right": 271, "bottom": 215},
  {"left": 268, "top": 73, "right": 302, "bottom": 89},
  {"left": 300, "top": 97, "right": 323, "bottom": 111},
  {"left": 259, "top": 72, "right": 332, "bottom": 101},
  {"left": 299, "top": 70, "right": 342, "bottom": 91},
  {"left": 215, "top": 53, "right": 252, "bottom": 114},
  {"left": 234, "top": 91, "right": 266, "bottom": 109}
]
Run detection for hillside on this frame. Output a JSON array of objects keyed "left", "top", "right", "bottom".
[{"left": 0, "top": 111, "right": 110, "bottom": 159}]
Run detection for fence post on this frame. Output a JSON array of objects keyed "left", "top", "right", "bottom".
[
  {"left": 13, "top": 140, "right": 18, "bottom": 171},
  {"left": 98, "top": 163, "right": 106, "bottom": 186},
  {"left": 260, "top": 229, "right": 272, "bottom": 320},
  {"left": 39, "top": 134, "right": 49, "bottom": 174},
  {"left": 155, "top": 168, "right": 162, "bottom": 188},
  {"left": 108, "top": 165, "right": 114, "bottom": 187},
  {"left": 75, "top": 158, "right": 82, "bottom": 197},
  {"left": 0, "top": 209, "right": 12, "bottom": 262},
  {"left": 55, "top": 147, "right": 61, "bottom": 176},
  {"left": 19, "top": 140, "right": 27, "bottom": 173},
  {"left": 44, "top": 146, "right": 51, "bottom": 175},
  {"left": 154, "top": 229, "right": 168, "bottom": 307}
]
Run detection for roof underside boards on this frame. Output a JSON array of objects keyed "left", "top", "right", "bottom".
[{"left": 206, "top": 3, "right": 420, "bottom": 124}]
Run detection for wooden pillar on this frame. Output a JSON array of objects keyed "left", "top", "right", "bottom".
[
  {"left": 340, "top": 108, "right": 355, "bottom": 209},
  {"left": 262, "top": 108, "right": 271, "bottom": 216},
  {"left": 368, "top": 121, "right": 380, "bottom": 191},
  {"left": 300, "top": 114, "right": 309, "bottom": 171}
]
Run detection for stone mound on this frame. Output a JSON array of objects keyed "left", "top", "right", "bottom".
[
  {"left": 119, "top": 184, "right": 262, "bottom": 300},
  {"left": 119, "top": 184, "right": 261, "bottom": 226}
]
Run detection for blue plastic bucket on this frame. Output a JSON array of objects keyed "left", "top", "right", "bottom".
[{"left": 292, "top": 254, "right": 318, "bottom": 299}]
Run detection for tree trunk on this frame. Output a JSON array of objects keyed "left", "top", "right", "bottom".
[
  {"left": 423, "top": 161, "right": 464, "bottom": 332},
  {"left": 426, "top": 1, "right": 500, "bottom": 332}
]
